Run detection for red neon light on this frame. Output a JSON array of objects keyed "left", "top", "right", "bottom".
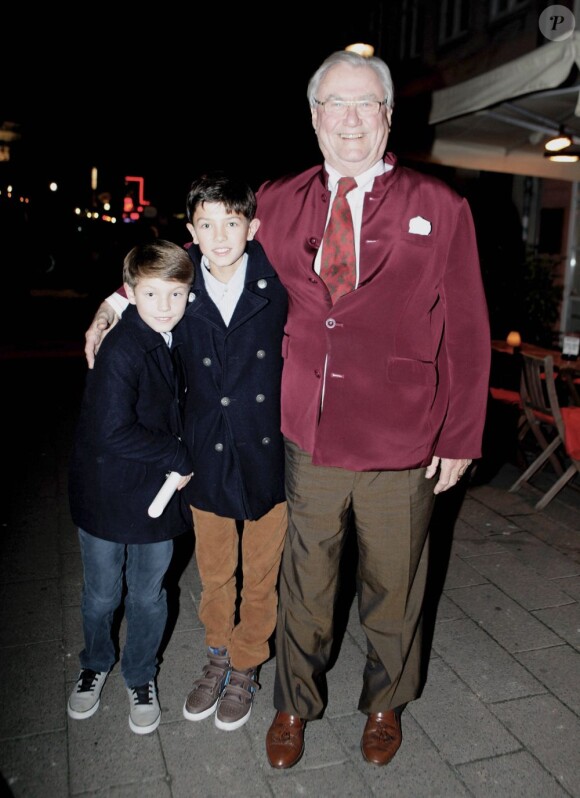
[{"left": 124, "top": 175, "right": 150, "bottom": 206}]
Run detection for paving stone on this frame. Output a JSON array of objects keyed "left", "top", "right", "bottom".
[
  {"left": 408, "top": 658, "right": 520, "bottom": 764},
  {"left": 532, "top": 602, "right": 580, "bottom": 649},
  {"left": 464, "top": 551, "right": 576, "bottom": 609},
  {"left": 443, "top": 554, "right": 489, "bottom": 589},
  {"left": 457, "top": 750, "right": 570, "bottom": 797},
  {"left": 0, "top": 578, "right": 62, "bottom": 645},
  {"left": 0, "top": 641, "right": 64, "bottom": 738},
  {"left": 556, "top": 574, "right": 580, "bottom": 600},
  {"left": 516, "top": 644, "right": 580, "bottom": 714},
  {"left": 0, "top": 732, "right": 68, "bottom": 798},
  {"left": 432, "top": 617, "right": 545, "bottom": 703},
  {"left": 446, "top": 583, "right": 563, "bottom": 652},
  {"left": 494, "top": 529, "right": 580, "bottom": 578},
  {"left": 490, "top": 694, "right": 580, "bottom": 796}
]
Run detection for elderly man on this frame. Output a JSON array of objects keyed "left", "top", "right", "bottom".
[{"left": 254, "top": 50, "right": 490, "bottom": 769}]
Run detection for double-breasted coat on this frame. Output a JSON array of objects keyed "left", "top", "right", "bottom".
[
  {"left": 69, "top": 305, "right": 193, "bottom": 543},
  {"left": 178, "top": 240, "right": 288, "bottom": 521}
]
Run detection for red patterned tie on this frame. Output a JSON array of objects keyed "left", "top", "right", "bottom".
[{"left": 320, "top": 177, "right": 357, "bottom": 301}]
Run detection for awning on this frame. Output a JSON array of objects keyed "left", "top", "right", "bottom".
[{"left": 417, "top": 33, "right": 580, "bottom": 181}]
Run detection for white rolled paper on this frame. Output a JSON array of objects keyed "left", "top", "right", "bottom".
[{"left": 148, "top": 471, "right": 182, "bottom": 518}]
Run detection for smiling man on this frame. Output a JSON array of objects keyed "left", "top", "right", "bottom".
[{"left": 253, "top": 50, "right": 491, "bottom": 769}]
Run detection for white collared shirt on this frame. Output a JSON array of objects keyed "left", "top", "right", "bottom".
[
  {"left": 315, "top": 159, "right": 391, "bottom": 287},
  {"left": 200, "top": 253, "right": 248, "bottom": 326}
]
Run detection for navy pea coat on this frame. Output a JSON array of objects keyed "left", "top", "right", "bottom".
[
  {"left": 68, "top": 304, "right": 193, "bottom": 544},
  {"left": 178, "top": 239, "right": 288, "bottom": 521}
]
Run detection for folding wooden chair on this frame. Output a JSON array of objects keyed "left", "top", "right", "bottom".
[{"left": 509, "top": 353, "right": 580, "bottom": 509}]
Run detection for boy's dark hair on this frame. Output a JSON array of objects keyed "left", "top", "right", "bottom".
[
  {"left": 186, "top": 171, "right": 257, "bottom": 223},
  {"left": 123, "top": 239, "right": 194, "bottom": 289}
]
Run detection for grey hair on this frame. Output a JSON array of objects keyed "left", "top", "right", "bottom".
[{"left": 307, "top": 50, "right": 394, "bottom": 109}]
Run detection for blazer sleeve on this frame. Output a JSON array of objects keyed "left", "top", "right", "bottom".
[{"left": 435, "top": 198, "right": 491, "bottom": 459}]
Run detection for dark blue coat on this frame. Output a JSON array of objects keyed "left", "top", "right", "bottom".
[
  {"left": 179, "top": 239, "right": 287, "bottom": 520},
  {"left": 68, "top": 304, "right": 193, "bottom": 543}
]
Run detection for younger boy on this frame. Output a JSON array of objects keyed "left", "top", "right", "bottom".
[{"left": 68, "top": 240, "right": 194, "bottom": 734}]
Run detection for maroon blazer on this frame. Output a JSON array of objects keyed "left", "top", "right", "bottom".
[{"left": 255, "top": 154, "right": 491, "bottom": 471}]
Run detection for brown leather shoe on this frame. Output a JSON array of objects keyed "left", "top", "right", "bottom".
[
  {"left": 266, "top": 711, "right": 305, "bottom": 769},
  {"left": 361, "top": 710, "right": 402, "bottom": 766}
]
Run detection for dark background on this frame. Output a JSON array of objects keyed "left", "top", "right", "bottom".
[{"left": 3, "top": 6, "right": 388, "bottom": 213}]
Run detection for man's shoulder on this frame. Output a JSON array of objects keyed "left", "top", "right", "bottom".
[
  {"left": 396, "top": 161, "right": 464, "bottom": 203},
  {"left": 256, "top": 165, "right": 323, "bottom": 199}
]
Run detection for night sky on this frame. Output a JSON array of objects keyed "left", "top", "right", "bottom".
[{"left": 4, "top": 7, "right": 384, "bottom": 214}]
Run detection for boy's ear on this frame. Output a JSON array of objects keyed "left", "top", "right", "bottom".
[
  {"left": 186, "top": 222, "right": 199, "bottom": 244},
  {"left": 247, "top": 217, "right": 261, "bottom": 240},
  {"left": 124, "top": 282, "right": 137, "bottom": 305}
]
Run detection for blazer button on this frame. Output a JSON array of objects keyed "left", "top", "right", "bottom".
[
  {"left": 214, "top": 443, "right": 224, "bottom": 452},
  {"left": 256, "top": 394, "right": 265, "bottom": 402},
  {"left": 221, "top": 397, "right": 230, "bottom": 406},
  {"left": 203, "top": 357, "right": 212, "bottom": 366},
  {"left": 256, "top": 350, "right": 266, "bottom": 359},
  {"left": 326, "top": 318, "right": 336, "bottom": 328},
  {"left": 262, "top": 437, "right": 271, "bottom": 445},
  {"left": 257, "top": 279, "right": 267, "bottom": 289}
]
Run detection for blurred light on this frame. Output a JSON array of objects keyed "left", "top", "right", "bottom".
[
  {"left": 91, "top": 167, "right": 98, "bottom": 191},
  {"left": 545, "top": 128, "right": 573, "bottom": 152},
  {"left": 544, "top": 151, "right": 580, "bottom": 162},
  {"left": 49, "top": 182, "right": 58, "bottom": 192},
  {"left": 345, "top": 43, "right": 374, "bottom": 57}
]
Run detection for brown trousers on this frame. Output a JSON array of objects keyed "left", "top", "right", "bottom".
[
  {"left": 190, "top": 503, "right": 287, "bottom": 671},
  {"left": 274, "top": 439, "right": 435, "bottom": 719}
]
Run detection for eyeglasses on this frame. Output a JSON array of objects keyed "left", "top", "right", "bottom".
[{"left": 314, "top": 99, "right": 388, "bottom": 118}]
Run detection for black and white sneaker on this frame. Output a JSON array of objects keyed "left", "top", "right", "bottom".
[
  {"left": 67, "top": 669, "right": 108, "bottom": 720},
  {"left": 127, "top": 680, "right": 161, "bottom": 734}
]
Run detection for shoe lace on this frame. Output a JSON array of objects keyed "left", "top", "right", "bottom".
[
  {"left": 76, "top": 669, "right": 100, "bottom": 694},
  {"left": 131, "top": 682, "right": 153, "bottom": 705}
]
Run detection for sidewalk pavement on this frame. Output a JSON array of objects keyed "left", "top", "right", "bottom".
[{"left": 1, "top": 350, "right": 579, "bottom": 798}]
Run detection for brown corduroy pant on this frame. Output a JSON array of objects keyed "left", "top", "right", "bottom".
[
  {"left": 190, "top": 502, "right": 287, "bottom": 671},
  {"left": 273, "top": 439, "right": 436, "bottom": 719}
]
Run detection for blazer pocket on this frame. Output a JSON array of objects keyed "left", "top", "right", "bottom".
[
  {"left": 387, "top": 357, "right": 437, "bottom": 386},
  {"left": 399, "top": 231, "right": 435, "bottom": 248}
]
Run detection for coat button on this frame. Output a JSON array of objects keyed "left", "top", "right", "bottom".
[
  {"left": 256, "top": 394, "right": 265, "bottom": 402},
  {"left": 256, "top": 350, "right": 266, "bottom": 359},
  {"left": 326, "top": 318, "right": 336, "bottom": 328},
  {"left": 214, "top": 443, "right": 224, "bottom": 452},
  {"left": 221, "top": 397, "right": 230, "bottom": 406},
  {"left": 257, "top": 279, "right": 267, "bottom": 289},
  {"left": 262, "top": 437, "right": 271, "bottom": 445},
  {"left": 203, "top": 357, "right": 212, "bottom": 366}
]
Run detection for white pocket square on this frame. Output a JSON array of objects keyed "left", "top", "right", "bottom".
[{"left": 408, "top": 216, "right": 431, "bottom": 235}]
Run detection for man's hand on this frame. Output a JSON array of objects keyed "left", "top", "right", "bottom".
[
  {"left": 84, "top": 302, "right": 119, "bottom": 368},
  {"left": 425, "top": 456, "right": 472, "bottom": 494}
]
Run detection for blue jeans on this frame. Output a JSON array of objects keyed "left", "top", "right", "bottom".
[{"left": 78, "top": 529, "right": 173, "bottom": 688}]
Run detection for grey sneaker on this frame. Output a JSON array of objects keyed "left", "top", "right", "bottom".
[
  {"left": 127, "top": 680, "right": 160, "bottom": 734},
  {"left": 183, "top": 647, "right": 230, "bottom": 721},
  {"left": 215, "top": 667, "right": 259, "bottom": 731},
  {"left": 67, "top": 669, "right": 108, "bottom": 720}
]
